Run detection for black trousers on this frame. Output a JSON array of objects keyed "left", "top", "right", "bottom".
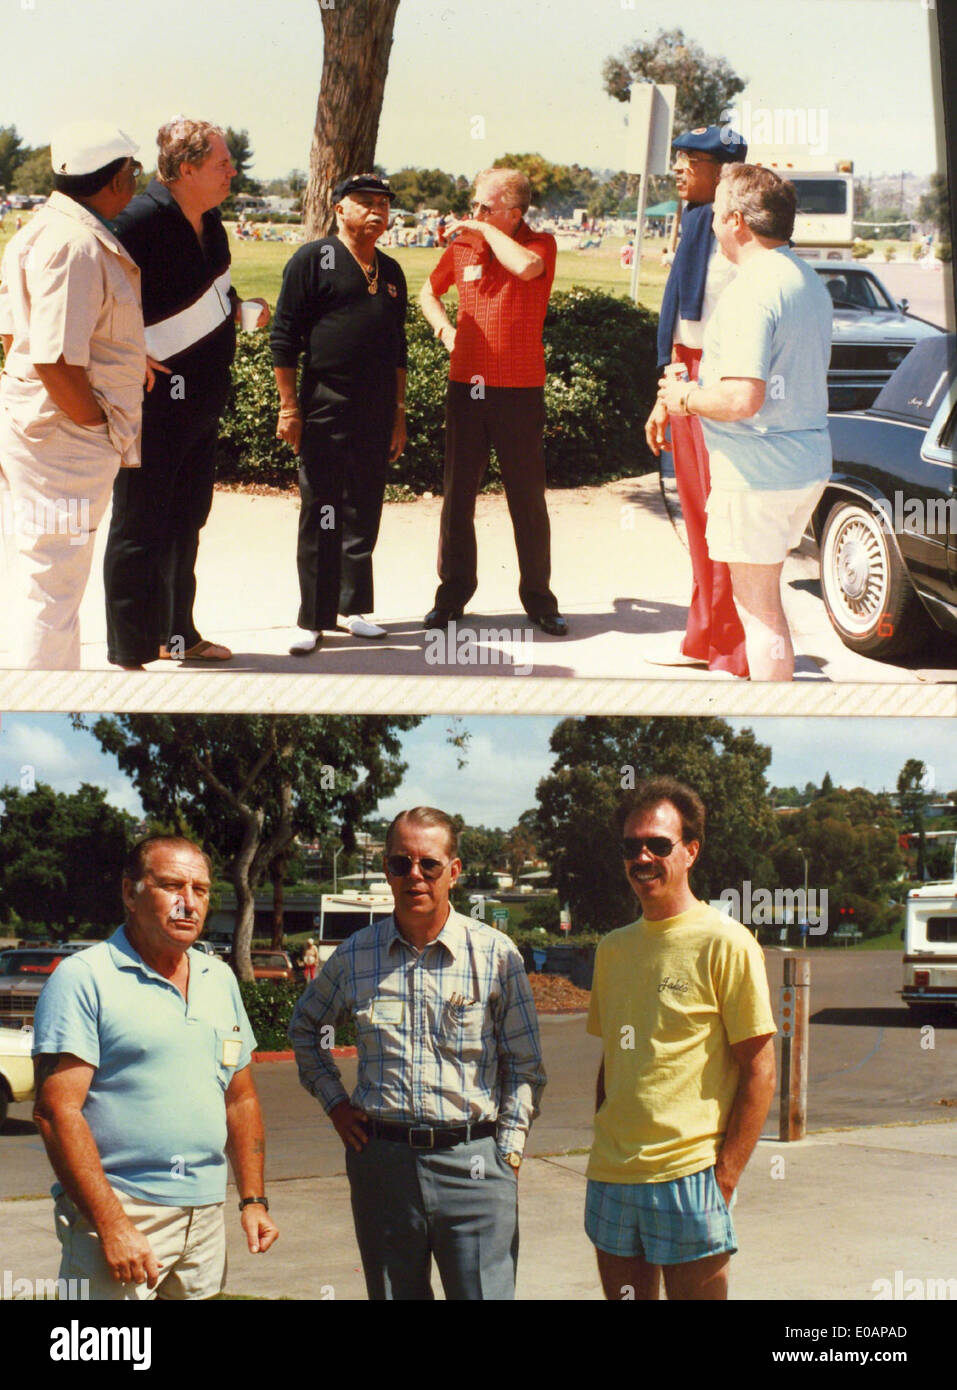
[
  {"left": 104, "top": 410, "right": 219, "bottom": 665},
  {"left": 433, "top": 381, "right": 558, "bottom": 617},
  {"left": 297, "top": 405, "right": 392, "bottom": 632}
]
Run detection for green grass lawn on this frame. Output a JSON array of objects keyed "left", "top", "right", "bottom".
[
  {"left": 1, "top": 211, "right": 667, "bottom": 316},
  {"left": 229, "top": 232, "right": 668, "bottom": 314}
]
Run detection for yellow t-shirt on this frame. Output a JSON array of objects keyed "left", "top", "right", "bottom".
[{"left": 586, "top": 901, "right": 776, "bottom": 1184}]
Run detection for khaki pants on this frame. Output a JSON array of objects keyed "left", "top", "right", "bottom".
[
  {"left": 54, "top": 1189, "right": 227, "bottom": 1301},
  {"left": 0, "top": 407, "right": 120, "bottom": 670}
]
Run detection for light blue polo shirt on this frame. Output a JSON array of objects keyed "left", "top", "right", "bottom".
[
  {"left": 32, "top": 926, "right": 257, "bottom": 1206},
  {"left": 699, "top": 245, "right": 832, "bottom": 491}
]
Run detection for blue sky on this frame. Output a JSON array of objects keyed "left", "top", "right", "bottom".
[
  {"left": 3, "top": 0, "right": 944, "bottom": 180},
  {"left": 1, "top": 715, "right": 954, "bottom": 830}
]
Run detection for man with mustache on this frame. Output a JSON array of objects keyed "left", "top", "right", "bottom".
[
  {"left": 585, "top": 777, "right": 775, "bottom": 1300},
  {"left": 32, "top": 836, "right": 278, "bottom": 1298},
  {"left": 272, "top": 173, "right": 407, "bottom": 656}
]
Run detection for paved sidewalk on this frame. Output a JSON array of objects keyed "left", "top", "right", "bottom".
[
  {"left": 4, "top": 473, "right": 951, "bottom": 684},
  {"left": 4, "top": 1119, "right": 956, "bottom": 1300}
]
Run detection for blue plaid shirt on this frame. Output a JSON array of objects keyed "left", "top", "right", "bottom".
[{"left": 288, "top": 910, "right": 546, "bottom": 1156}]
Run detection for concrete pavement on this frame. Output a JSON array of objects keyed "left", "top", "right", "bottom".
[
  {"left": 3, "top": 472, "right": 954, "bottom": 686},
  {"left": 4, "top": 1114, "right": 957, "bottom": 1300}
]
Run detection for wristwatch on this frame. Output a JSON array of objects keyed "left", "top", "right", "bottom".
[
  {"left": 504, "top": 1152, "right": 521, "bottom": 1171},
  {"left": 238, "top": 1196, "right": 269, "bottom": 1211}
]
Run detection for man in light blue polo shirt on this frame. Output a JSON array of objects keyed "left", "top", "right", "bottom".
[
  {"left": 658, "top": 163, "right": 833, "bottom": 681},
  {"left": 32, "top": 835, "right": 279, "bottom": 1299}
]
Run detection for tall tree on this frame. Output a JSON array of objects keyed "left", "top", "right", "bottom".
[
  {"left": 303, "top": 0, "right": 401, "bottom": 239},
  {"left": 85, "top": 715, "right": 419, "bottom": 979},
  {"left": 534, "top": 717, "right": 775, "bottom": 933},
  {"left": 0, "top": 125, "right": 28, "bottom": 191},
  {"left": 223, "top": 126, "right": 259, "bottom": 195},
  {"left": 11, "top": 145, "right": 53, "bottom": 196},
  {"left": 897, "top": 758, "right": 930, "bottom": 881},
  {"left": 0, "top": 783, "right": 137, "bottom": 936},
  {"left": 602, "top": 27, "right": 746, "bottom": 134},
  {"left": 917, "top": 173, "right": 950, "bottom": 238}
]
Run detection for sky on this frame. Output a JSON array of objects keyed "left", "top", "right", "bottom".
[
  {"left": 3, "top": 0, "right": 945, "bottom": 182},
  {"left": 1, "top": 714, "right": 954, "bottom": 831}
]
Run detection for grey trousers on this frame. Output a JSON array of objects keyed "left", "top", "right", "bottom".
[{"left": 345, "top": 1134, "right": 518, "bottom": 1300}]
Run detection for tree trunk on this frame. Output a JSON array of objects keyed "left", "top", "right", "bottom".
[
  {"left": 304, "top": 0, "right": 401, "bottom": 240},
  {"left": 270, "top": 852, "right": 286, "bottom": 950},
  {"left": 230, "top": 804, "right": 265, "bottom": 982}
]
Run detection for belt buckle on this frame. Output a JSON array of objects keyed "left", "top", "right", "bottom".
[{"left": 408, "top": 1126, "right": 435, "bottom": 1149}]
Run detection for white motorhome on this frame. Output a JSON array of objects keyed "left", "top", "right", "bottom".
[
  {"left": 901, "top": 881, "right": 957, "bottom": 1014},
  {"left": 748, "top": 151, "right": 855, "bottom": 261},
  {"left": 315, "top": 889, "right": 394, "bottom": 962}
]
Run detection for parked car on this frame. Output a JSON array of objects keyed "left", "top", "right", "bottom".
[
  {"left": 0, "top": 1026, "right": 34, "bottom": 1129},
  {"left": 248, "top": 950, "right": 296, "bottom": 983},
  {"left": 808, "top": 332, "right": 957, "bottom": 659},
  {"left": 0, "top": 949, "right": 73, "bottom": 1028},
  {"left": 814, "top": 262, "right": 943, "bottom": 412}
]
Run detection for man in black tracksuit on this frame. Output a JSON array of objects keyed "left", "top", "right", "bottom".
[
  {"left": 103, "top": 118, "right": 268, "bottom": 668},
  {"left": 271, "top": 173, "right": 407, "bottom": 656}
]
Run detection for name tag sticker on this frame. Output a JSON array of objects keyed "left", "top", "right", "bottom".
[
  {"left": 463, "top": 264, "right": 483, "bottom": 282},
  {"left": 221, "top": 1037, "right": 242, "bottom": 1067},
  {"left": 371, "top": 999, "right": 405, "bottom": 1025}
]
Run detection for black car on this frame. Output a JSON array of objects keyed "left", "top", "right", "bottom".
[
  {"left": 813, "top": 262, "right": 943, "bottom": 412},
  {"left": 810, "top": 333, "right": 957, "bottom": 660}
]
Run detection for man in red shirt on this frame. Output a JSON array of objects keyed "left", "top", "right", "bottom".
[{"left": 419, "top": 169, "right": 566, "bottom": 635}]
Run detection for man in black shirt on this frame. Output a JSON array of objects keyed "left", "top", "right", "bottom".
[
  {"left": 271, "top": 174, "right": 407, "bottom": 655},
  {"left": 102, "top": 118, "right": 269, "bottom": 669}
]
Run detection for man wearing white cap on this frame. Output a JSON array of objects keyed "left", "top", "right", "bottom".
[{"left": 0, "top": 121, "right": 146, "bottom": 669}]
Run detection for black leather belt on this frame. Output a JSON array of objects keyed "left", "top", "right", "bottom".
[{"left": 368, "top": 1119, "right": 497, "bottom": 1149}]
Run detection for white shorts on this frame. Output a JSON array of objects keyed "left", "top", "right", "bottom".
[
  {"left": 54, "top": 1189, "right": 227, "bottom": 1300},
  {"left": 706, "top": 480, "right": 827, "bottom": 566}
]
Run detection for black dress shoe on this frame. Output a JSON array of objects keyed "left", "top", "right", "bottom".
[
  {"left": 533, "top": 613, "right": 568, "bottom": 637},
  {"left": 423, "top": 607, "right": 464, "bottom": 629}
]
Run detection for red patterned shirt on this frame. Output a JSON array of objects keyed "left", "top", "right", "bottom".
[{"left": 429, "top": 220, "right": 556, "bottom": 388}]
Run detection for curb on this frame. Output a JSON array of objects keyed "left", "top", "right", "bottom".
[{"left": 252, "top": 1047, "right": 357, "bottom": 1062}]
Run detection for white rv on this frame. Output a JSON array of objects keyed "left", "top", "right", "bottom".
[
  {"left": 901, "top": 882, "right": 957, "bottom": 1014},
  {"left": 748, "top": 151, "right": 855, "bottom": 260},
  {"left": 315, "top": 889, "right": 394, "bottom": 962}
]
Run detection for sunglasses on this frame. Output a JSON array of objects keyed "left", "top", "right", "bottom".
[
  {"left": 620, "top": 836, "right": 682, "bottom": 859},
  {"left": 385, "top": 854, "right": 450, "bottom": 879}
]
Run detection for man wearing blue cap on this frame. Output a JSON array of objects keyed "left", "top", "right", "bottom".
[
  {"left": 271, "top": 173, "right": 407, "bottom": 656},
  {"left": 645, "top": 125, "right": 749, "bottom": 678}
]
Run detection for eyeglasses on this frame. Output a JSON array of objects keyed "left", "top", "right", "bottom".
[
  {"left": 385, "top": 854, "right": 450, "bottom": 879},
  {"left": 673, "top": 157, "right": 717, "bottom": 172},
  {"left": 620, "top": 836, "right": 682, "bottom": 859}
]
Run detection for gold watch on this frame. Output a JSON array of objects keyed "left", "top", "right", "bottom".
[{"left": 504, "top": 1152, "right": 521, "bottom": 1171}]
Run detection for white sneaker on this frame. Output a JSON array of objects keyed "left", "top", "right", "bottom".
[
  {"left": 289, "top": 628, "right": 322, "bottom": 655},
  {"left": 340, "top": 614, "right": 387, "bottom": 640}
]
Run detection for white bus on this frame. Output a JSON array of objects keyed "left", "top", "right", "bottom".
[{"left": 901, "top": 882, "right": 957, "bottom": 1015}]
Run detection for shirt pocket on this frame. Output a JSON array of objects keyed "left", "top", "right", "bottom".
[
  {"left": 214, "top": 1027, "right": 244, "bottom": 1089},
  {"left": 437, "top": 998, "right": 486, "bottom": 1063}
]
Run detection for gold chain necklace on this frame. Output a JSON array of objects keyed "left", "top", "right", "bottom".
[{"left": 343, "top": 239, "right": 379, "bottom": 294}]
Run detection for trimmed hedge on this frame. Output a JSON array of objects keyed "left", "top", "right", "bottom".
[
  {"left": 238, "top": 979, "right": 355, "bottom": 1052},
  {"left": 216, "top": 288, "right": 659, "bottom": 492}
]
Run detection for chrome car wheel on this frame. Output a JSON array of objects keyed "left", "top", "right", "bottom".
[{"left": 820, "top": 500, "right": 927, "bottom": 657}]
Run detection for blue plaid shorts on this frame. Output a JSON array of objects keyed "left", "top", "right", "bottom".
[{"left": 584, "top": 1166, "right": 737, "bottom": 1264}]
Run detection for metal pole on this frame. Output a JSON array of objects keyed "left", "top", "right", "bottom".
[
  {"left": 778, "top": 956, "right": 810, "bottom": 1141},
  {"left": 629, "top": 122, "right": 654, "bottom": 303}
]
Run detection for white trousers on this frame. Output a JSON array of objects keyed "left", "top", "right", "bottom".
[{"left": 0, "top": 408, "right": 120, "bottom": 669}]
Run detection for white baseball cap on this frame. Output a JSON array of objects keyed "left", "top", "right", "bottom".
[{"left": 50, "top": 121, "right": 139, "bottom": 177}]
